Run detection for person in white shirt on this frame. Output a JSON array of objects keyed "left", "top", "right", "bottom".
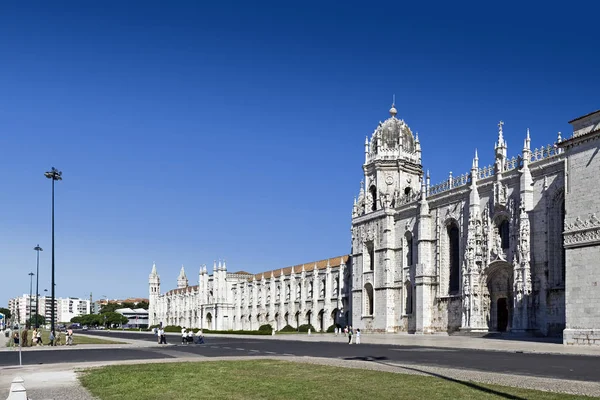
[{"left": 181, "top": 327, "right": 187, "bottom": 344}]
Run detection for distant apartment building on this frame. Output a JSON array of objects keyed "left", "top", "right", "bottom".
[{"left": 8, "top": 295, "right": 90, "bottom": 324}]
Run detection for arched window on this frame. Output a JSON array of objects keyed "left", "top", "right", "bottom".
[
  {"left": 320, "top": 279, "right": 325, "bottom": 298},
  {"left": 366, "top": 241, "right": 375, "bottom": 271},
  {"left": 370, "top": 186, "right": 377, "bottom": 212},
  {"left": 405, "top": 282, "right": 413, "bottom": 315},
  {"left": 499, "top": 220, "right": 510, "bottom": 250},
  {"left": 404, "top": 187, "right": 411, "bottom": 196},
  {"left": 448, "top": 222, "right": 460, "bottom": 294},
  {"left": 296, "top": 281, "right": 301, "bottom": 300},
  {"left": 405, "top": 232, "right": 413, "bottom": 266},
  {"left": 309, "top": 281, "right": 314, "bottom": 298},
  {"left": 364, "top": 283, "right": 374, "bottom": 315},
  {"left": 561, "top": 200, "right": 566, "bottom": 283},
  {"left": 286, "top": 285, "right": 290, "bottom": 301}
]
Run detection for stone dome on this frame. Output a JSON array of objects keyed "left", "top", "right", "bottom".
[{"left": 373, "top": 111, "right": 416, "bottom": 153}]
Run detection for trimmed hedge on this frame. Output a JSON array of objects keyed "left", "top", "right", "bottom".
[
  {"left": 258, "top": 324, "right": 273, "bottom": 332},
  {"left": 280, "top": 324, "right": 296, "bottom": 332},
  {"left": 298, "top": 324, "right": 317, "bottom": 333},
  {"left": 326, "top": 324, "right": 336, "bottom": 333}
]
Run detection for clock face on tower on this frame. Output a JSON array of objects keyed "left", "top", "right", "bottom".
[{"left": 385, "top": 175, "right": 394, "bottom": 185}]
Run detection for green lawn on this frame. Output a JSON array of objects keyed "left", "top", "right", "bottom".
[
  {"left": 78, "top": 360, "right": 596, "bottom": 400},
  {"left": 5, "top": 330, "right": 124, "bottom": 347}
]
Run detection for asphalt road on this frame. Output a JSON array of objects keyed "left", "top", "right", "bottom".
[{"left": 2, "top": 330, "right": 599, "bottom": 383}]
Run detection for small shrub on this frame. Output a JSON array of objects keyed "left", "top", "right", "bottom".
[
  {"left": 258, "top": 324, "right": 273, "bottom": 332},
  {"left": 326, "top": 324, "right": 336, "bottom": 333},
  {"left": 280, "top": 324, "right": 296, "bottom": 332},
  {"left": 297, "top": 324, "right": 316, "bottom": 333},
  {"left": 164, "top": 325, "right": 183, "bottom": 333}
]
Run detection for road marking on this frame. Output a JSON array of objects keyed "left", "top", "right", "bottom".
[
  {"left": 249, "top": 350, "right": 260, "bottom": 352},
  {"left": 236, "top": 348, "right": 245, "bottom": 351},
  {"left": 223, "top": 346, "right": 231, "bottom": 349},
  {"left": 283, "top": 353, "right": 294, "bottom": 356},
  {"left": 265, "top": 351, "right": 276, "bottom": 354},
  {"left": 210, "top": 346, "right": 219, "bottom": 349}
]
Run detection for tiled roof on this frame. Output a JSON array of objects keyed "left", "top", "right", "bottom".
[{"left": 249, "top": 255, "right": 350, "bottom": 282}]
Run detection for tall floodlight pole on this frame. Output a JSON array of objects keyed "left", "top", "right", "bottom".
[
  {"left": 34, "top": 245, "right": 43, "bottom": 328},
  {"left": 45, "top": 167, "right": 62, "bottom": 338},
  {"left": 28, "top": 272, "right": 34, "bottom": 326}
]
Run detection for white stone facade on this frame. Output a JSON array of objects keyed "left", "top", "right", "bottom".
[
  {"left": 149, "top": 256, "right": 351, "bottom": 331},
  {"left": 149, "top": 106, "right": 599, "bottom": 346}
]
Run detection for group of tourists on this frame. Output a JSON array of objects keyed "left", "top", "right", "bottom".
[
  {"left": 7, "top": 326, "right": 75, "bottom": 348},
  {"left": 334, "top": 325, "right": 361, "bottom": 344},
  {"left": 152, "top": 326, "right": 205, "bottom": 345},
  {"left": 181, "top": 327, "right": 205, "bottom": 344}
]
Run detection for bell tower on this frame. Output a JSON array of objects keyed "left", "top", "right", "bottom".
[
  {"left": 148, "top": 262, "right": 160, "bottom": 326},
  {"left": 351, "top": 102, "right": 424, "bottom": 333}
]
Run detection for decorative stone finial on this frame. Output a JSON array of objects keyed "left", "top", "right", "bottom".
[{"left": 389, "top": 96, "right": 397, "bottom": 117}]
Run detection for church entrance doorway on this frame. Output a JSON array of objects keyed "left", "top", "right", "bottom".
[
  {"left": 497, "top": 298, "right": 509, "bottom": 332},
  {"left": 485, "top": 261, "right": 513, "bottom": 332}
]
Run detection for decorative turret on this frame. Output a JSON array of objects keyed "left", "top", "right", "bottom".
[
  {"left": 148, "top": 263, "right": 161, "bottom": 326},
  {"left": 520, "top": 129, "right": 533, "bottom": 212},
  {"left": 177, "top": 265, "right": 188, "bottom": 289},
  {"left": 495, "top": 121, "right": 508, "bottom": 174}
]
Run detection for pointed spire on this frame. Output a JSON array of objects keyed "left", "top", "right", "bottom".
[
  {"left": 301, "top": 264, "right": 305, "bottom": 272},
  {"left": 270, "top": 270, "right": 275, "bottom": 278},
  {"left": 472, "top": 149, "right": 479, "bottom": 169},
  {"left": 498, "top": 120, "right": 505, "bottom": 144},
  {"left": 524, "top": 128, "right": 531, "bottom": 150},
  {"left": 213, "top": 260, "right": 217, "bottom": 273},
  {"left": 222, "top": 260, "right": 227, "bottom": 271},
  {"left": 179, "top": 265, "right": 186, "bottom": 278},
  {"left": 151, "top": 262, "right": 157, "bottom": 276},
  {"left": 415, "top": 132, "right": 420, "bottom": 143},
  {"left": 218, "top": 260, "right": 223, "bottom": 271},
  {"left": 313, "top": 262, "right": 318, "bottom": 271}
]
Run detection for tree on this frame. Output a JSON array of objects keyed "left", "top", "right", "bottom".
[
  {"left": 136, "top": 301, "right": 149, "bottom": 310},
  {"left": 0, "top": 307, "right": 11, "bottom": 320},
  {"left": 121, "top": 302, "right": 135, "bottom": 309},
  {"left": 99, "top": 303, "right": 121, "bottom": 314},
  {"left": 104, "top": 312, "right": 128, "bottom": 327},
  {"left": 31, "top": 314, "right": 45, "bottom": 326}
]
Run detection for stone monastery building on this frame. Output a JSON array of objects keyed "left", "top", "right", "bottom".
[{"left": 149, "top": 106, "right": 600, "bottom": 346}]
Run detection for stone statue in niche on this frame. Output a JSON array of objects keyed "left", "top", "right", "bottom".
[{"left": 365, "top": 192, "right": 373, "bottom": 212}]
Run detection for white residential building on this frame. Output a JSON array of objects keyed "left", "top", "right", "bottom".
[{"left": 7, "top": 295, "right": 90, "bottom": 324}]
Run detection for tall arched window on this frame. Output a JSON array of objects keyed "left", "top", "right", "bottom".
[
  {"left": 405, "top": 282, "right": 413, "bottom": 315},
  {"left": 364, "top": 283, "right": 374, "bottom": 315},
  {"left": 499, "top": 220, "right": 510, "bottom": 250},
  {"left": 366, "top": 241, "right": 375, "bottom": 271},
  {"left": 448, "top": 222, "right": 460, "bottom": 294},
  {"left": 405, "top": 232, "right": 413, "bottom": 266},
  {"left": 370, "top": 186, "right": 377, "bottom": 212}
]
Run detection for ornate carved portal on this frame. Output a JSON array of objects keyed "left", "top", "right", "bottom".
[{"left": 485, "top": 262, "right": 513, "bottom": 332}]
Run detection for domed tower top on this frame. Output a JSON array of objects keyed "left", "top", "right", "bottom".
[{"left": 366, "top": 102, "right": 418, "bottom": 160}]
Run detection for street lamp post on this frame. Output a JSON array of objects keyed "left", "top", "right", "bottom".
[
  {"left": 45, "top": 167, "right": 62, "bottom": 337},
  {"left": 28, "top": 272, "right": 34, "bottom": 327},
  {"left": 34, "top": 245, "right": 43, "bottom": 328}
]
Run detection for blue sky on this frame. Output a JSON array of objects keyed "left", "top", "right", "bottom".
[{"left": 1, "top": 1, "right": 598, "bottom": 307}]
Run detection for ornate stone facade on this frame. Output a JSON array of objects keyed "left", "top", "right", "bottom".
[
  {"left": 149, "top": 256, "right": 351, "bottom": 331},
  {"left": 351, "top": 104, "right": 573, "bottom": 339},
  {"left": 148, "top": 105, "right": 599, "bottom": 346}
]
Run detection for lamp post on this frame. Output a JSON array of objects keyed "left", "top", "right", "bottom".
[
  {"left": 34, "top": 245, "right": 43, "bottom": 328},
  {"left": 28, "top": 272, "right": 34, "bottom": 327},
  {"left": 45, "top": 167, "right": 62, "bottom": 336}
]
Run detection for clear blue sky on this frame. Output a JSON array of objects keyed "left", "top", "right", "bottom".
[{"left": 1, "top": 1, "right": 598, "bottom": 307}]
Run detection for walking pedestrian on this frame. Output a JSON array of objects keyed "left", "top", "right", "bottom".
[
  {"left": 356, "top": 328, "right": 361, "bottom": 344},
  {"left": 348, "top": 328, "right": 353, "bottom": 344}
]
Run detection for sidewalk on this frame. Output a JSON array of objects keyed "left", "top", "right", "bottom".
[{"left": 0, "top": 332, "right": 157, "bottom": 352}]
